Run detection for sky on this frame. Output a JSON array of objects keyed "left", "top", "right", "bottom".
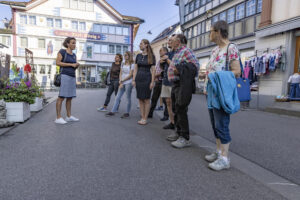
[{"left": 0, "top": 0, "right": 180, "bottom": 50}]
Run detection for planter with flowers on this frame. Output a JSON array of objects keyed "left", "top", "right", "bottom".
[{"left": 0, "top": 79, "right": 35, "bottom": 122}]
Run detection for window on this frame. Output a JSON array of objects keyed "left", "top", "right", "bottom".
[
  {"left": 220, "top": 0, "right": 227, "bottom": 3},
  {"left": 101, "top": 45, "right": 108, "bottom": 53},
  {"left": 86, "top": 45, "right": 92, "bottom": 58},
  {"left": 116, "top": 45, "right": 122, "bottom": 54},
  {"left": 29, "top": 16, "right": 36, "bottom": 25},
  {"left": 55, "top": 40, "right": 62, "bottom": 50},
  {"left": 201, "top": 0, "right": 206, "bottom": 6},
  {"left": 38, "top": 39, "right": 45, "bottom": 49},
  {"left": 20, "top": 15, "right": 27, "bottom": 24},
  {"left": 257, "top": 0, "right": 262, "bottom": 12},
  {"left": 47, "top": 65, "right": 52, "bottom": 74},
  {"left": 102, "top": 25, "right": 108, "bottom": 33},
  {"left": 55, "top": 19, "right": 62, "bottom": 28},
  {"left": 116, "top": 27, "right": 122, "bottom": 35},
  {"left": 79, "top": 22, "right": 86, "bottom": 31},
  {"left": 187, "top": 28, "right": 192, "bottom": 39},
  {"left": 0, "top": 36, "right": 11, "bottom": 46},
  {"left": 197, "top": 23, "right": 201, "bottom": 35},
  {"left": 94, "top": 44, "right": 101, "bottom": 53},
  {"left": 246, "top": 0, "right": 256, "bottom": 17},
  {"left": 193, "top": 25, "right": 198, "bottom": 37},
  {"left": 123, "top": 27, "right": 129, "bottom": 35},
  {"left": 189, "top": 2, "right": 194, "bottom": 12},
  {"left": 123, "top": 46, "right": 128, "bottom": 54},
  {"left": 32, "top": 64, "right": 37, "bottom": 74},
  {"left": 235, "top": 22, "right": 243, "bottom": 37},
  {"left": 78, "top": 0, "right": 86, "bottom": 10},
  {"left": 21, "top": 37, "right": 28, "bottom": 48},
  {"left": 201, "top": 21, "right": 206, "bottom": 33},
  {"left": 47, "top": 18, "right": 53, "bottom": 27},
  {"left": 228, "top": 24, "right": 234, "bottom": 38},
  {"left": 195, "top": 0, "right": 200, "bottom": 9},
  {"left": 236, "top": 3, "right": 245, "bottom": 20},
  {"left": 70, "top": 0, "right": 78, "bottom": 9},
  {"left": 79, "top": 42, "right": 85, "bottom": 52},
  {"left": 93, "top": 24, "right": 101, "bottom": 32},
  {"left": 213, "top": 0, "right": 219, "bottom": 7},
  {"left": 212, "top": 15, "right": 219, "bottom": 25},
  {"left": 219, "top": 11, "right": 226, "bottom": 21},
  {"left": 206, "top": 20, "right": 211, "bottom": 32},
  {"left": 86, "top": 0, "right": 93, "bottom": 11},
  {"left": 245, "top": 17, "right": 255, "bottom": 34},
  {"left": 256, "top": 15, "right": 261, "bottom": 29},
  {"left": 185, "top": 5, "right": 189, "bottom": 15},
  {"left": 39, "top": 65, "right": 46, "bottom": 74},
  {"left": 109, "top": 26, "right": 115, "bottom": 34},
  {"left": 109, "top": 45, "right": 115, "bottom": 54},
  {"left": 227, "top": 7, "right": 235, "bottom": 23},
  {"left": 72, "top": 21, "right": 78, "bottom": 30}
]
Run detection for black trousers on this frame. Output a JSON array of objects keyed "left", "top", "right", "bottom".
[
  {"left": 171, "top": 84, "right": 190, "bottom": 140},
  {"left": 104, "top": 79, "right": 119, "bottom": 106},
  {"left": 149, "top": 82, "right": 168, "bottom": 117}
]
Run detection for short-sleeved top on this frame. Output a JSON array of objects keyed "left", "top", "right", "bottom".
[
  {"left": 206, "top": 44, "right": 240, "bottom": 74},
  {"left": 59, "top": 49, "right": 77, "bottom": 77},
  {"left": 110, "top": 63, "right": 121, "bottom": 80},
  {"left": 162, "top": 51, "right": 175, "bottom": 86},
  {"left": 121, "top": 63, "right": 134, "bottom": 85},
  {"left": 135, "top": 54, "right": 156, "bottom": 70}
]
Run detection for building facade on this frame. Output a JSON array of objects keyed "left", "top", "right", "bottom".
[
  {"left": 151, "top": 22, "right": 181, "bottom": 61},
  {"left": 0, "top": 0, "right": 143, "bottom": 87}
]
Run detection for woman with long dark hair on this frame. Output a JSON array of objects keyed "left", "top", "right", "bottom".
[
  {"left": 55, "top": 37, "right": 80, "bottom": 124},
  {"left": 98, "top": 54, "right": 122, "bottom": 112},
  {"left": 132, "top": 39, "right": 156, "bottom": 125}
]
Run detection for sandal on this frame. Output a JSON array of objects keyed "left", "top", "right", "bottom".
[{"left": 138, "top": 119, "right": 147, "bottom": 125}]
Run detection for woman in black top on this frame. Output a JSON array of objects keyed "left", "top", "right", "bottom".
[
  {"left": 55, "top": 37, "right": 80, "bottom": 124},
  {"left": 132, "top": 39, "right": 156, "bottom": 125},
  {"left": 98, "top": 54, "right": 122, "bottom": 112}
]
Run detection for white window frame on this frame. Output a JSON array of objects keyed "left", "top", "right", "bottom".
[
  {"left": 38, "top": 38, "right": 45, "bottom": 49},
  {"left": 94, "top": 43, "right": 101, "bottom": 53},
  {"left": 79, "top": 22, "right": 86, "bottom": 31},
  {"left": 20, "top": 14, "right": 27, "bottom": 24},
  {"left": 101, "top": 44, "right": 108, "bottom": 54},
  {"left": 72, "top": 21, "right": 78, "bottom": 30},
  {"left": 236, "top": 3, "right": 245, "bottom": 20},
  {"left": 20, "top": 37, "right": 28, "bottom": 48},
  {"left": 55, "top": 19, "right": 62, "bottom": 28},
  {"left": 227, "top": 7, "right": 235, "bottom": 23},
  {"left": 47, "top": 18, "right": 54, "bottom": 27},
  {"left": 29, "top": 16, "right": 36, "bottom": 25}
]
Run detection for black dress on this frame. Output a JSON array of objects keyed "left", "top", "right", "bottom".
[{"left": 135, "top": 54, "right": 156, "bottom": 100}]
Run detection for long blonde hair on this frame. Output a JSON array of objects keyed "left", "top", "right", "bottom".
[
  {"left": 142, "top": 39, "right": 154, "bottom": 65},
  {"left": 124, "top": 51, "right": 134, "bottom": 65}
]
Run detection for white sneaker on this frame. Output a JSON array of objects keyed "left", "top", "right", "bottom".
[
  {"left": 65, "top": 116, "right": 79, "bottom": 122},
  {"left": 55, "top": 118, "right": 67, "bottom": 124},
  {"left": 208, "top": 157, "right": 230, "bottom": 171},
  {"left": 171, "top": 137, "right": 191, "bottom": 148},
  {"left": 205, "top": 152, "right": 220, "bottom": 162}
]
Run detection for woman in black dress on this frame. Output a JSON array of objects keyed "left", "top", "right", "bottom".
[{"left": 132, "top": 39, "right": 156, "bottom": 125}]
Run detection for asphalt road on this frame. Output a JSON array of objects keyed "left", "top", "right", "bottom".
[{"left": 0, "top": 89, "right": 286, "bottom": 200}]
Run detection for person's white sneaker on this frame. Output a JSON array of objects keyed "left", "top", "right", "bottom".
[
  {"left": 205, "top": 152, "right": 220, "bottom": 162},
  {"left": 171, "top": 136, "right": 191, "bottom": 148},
  {"left": 208, "top": 157, "right": 230, "bottom": 171},
  {"left": 65, "top": 116, "right": 79, "bottom": 122},
  {"left": 55, "top": 118, "right": 67, "bottom": 124}
]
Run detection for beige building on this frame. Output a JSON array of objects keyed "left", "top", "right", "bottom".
[
  {"left": 256, "top": 0, "right": 300, "bottom": 97},
  {"left": 151, "top": 23, "right": 181, "bottom": 61}
]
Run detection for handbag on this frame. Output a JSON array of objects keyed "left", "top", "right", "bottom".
[
  {"left": 54, "top": 50, "right": 67, "bottom": 87},
  {"left": 226, "top": 44, "right": 251, "bottom": 102},
  {"left": 104, "top": 71, "right": 111, "bottom": 86}
]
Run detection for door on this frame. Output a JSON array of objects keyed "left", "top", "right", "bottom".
[{"left": 294, "top": 37, "right": 300, "bottom": 73}]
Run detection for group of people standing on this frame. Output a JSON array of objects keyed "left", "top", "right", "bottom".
[{"left": 54, "top": 20, "right": 241, "bottom": 171}]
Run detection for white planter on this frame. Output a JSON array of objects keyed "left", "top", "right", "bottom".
[
  {"left": 6, "top": 102, "right": 31, "bottom": 122},
  {"left": 30, "top": 97, "right": 43, "bottom": 112}
]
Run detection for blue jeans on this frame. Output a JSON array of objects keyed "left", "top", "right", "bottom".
[
  {"left": 208, "top": 108, "right": 231, "bottom": 144},
  {"left": 111, "top": 83, "right": 133, "bottom": 113}
]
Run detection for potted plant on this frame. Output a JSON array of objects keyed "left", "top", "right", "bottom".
[{"left": 0, "top": 79, "right": 35, "bottom": 122}]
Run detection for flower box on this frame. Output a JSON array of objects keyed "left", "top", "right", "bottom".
[
  {"left": 6, "top": 102, "right": 31, "bottom": 122},
  {"left": 30, "top": 97, "right": 43, "bottom": 112}
]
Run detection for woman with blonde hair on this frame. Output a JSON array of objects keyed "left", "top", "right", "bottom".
[
  {"left": 106, "top": 51, "right": 134, "bottom": 118},
  {"left": 132, "top": 39, "right": 156, "bottom": 125}
]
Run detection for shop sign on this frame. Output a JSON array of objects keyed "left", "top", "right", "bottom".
[{"left": 54, "top": 30, "right": 103, "bottom": 40}]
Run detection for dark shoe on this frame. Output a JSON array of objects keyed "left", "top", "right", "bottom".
[
  {"left": 160, "top": 116, "right": 168, "bottom": 121},
  {"left": 163, "top": 123, "right": 175, "bottom": 130},
  {"left": 121, "top": 113, "right": 129, "bottom": 118},
  {"left": 105, "top": 112, "right": 115, "bottom": 116},
  {"left": 148, "top": 114, "right": 153, "bottom": 118}
]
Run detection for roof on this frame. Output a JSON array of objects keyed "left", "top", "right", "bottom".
[
  {"left": 0, "top": 28, "right": 13, "bottom": 34},
  {"left": 0, "top": 0, "right": 144, "bottom": 24},
  {"left": 151, "top": 22, "right": 180, "bottom": 44}
]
